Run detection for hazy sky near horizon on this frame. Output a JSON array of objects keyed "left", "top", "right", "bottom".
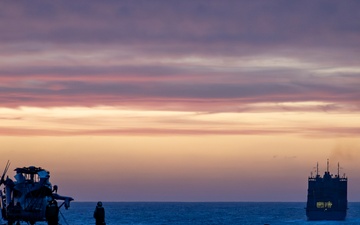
[{"left": 1, "top": 0, "right": 360, "bottom": 201}]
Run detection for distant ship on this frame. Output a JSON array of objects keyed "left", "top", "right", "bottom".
[{"left": 306, "top": 160, "right": 347, "bottom": 220}]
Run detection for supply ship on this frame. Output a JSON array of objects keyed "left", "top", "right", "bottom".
[
  {"left": 0, "top": 161, "right": 73, "bottom": 225},
  {"left": 306, "top": 160, "right": 347, "bottom": 220}
]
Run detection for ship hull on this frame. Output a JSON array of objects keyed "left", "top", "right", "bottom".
[{"left": 306, "top": 210, "right": 346, "bottom": 221}]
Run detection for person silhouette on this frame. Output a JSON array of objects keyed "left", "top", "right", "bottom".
[
  {"left": 93, "top": 201, "right": 105, "bottom": 225},
  {"left": 45, "top": 199, "right": 59, "bottom": 225}
]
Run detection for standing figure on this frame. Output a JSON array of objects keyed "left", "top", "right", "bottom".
[
  {"left": 93, "top": 201, "right": 105, "bottom": 225},
  {"left": 45, "top": 199, "right": 59, "bottom": 225}
]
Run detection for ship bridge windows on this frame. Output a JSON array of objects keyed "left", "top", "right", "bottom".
[{"left": 316, "top": 201, "right": 332, "bottom": 209}]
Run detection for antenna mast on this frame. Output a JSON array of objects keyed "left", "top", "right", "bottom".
[
  {"left": 327, "top": 159, "right": 329, "bottom": 172},
  {"left": 316, "top": 162, "right": 319, "bottom": 176}
]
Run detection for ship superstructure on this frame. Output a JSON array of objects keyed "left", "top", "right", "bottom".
[{"left": 306, "top": 160, "right": 347, "bottom": 220}]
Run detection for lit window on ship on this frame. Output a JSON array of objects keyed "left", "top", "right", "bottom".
[{"left": 316, "top": 201, "right": 333, "bottom": 209}]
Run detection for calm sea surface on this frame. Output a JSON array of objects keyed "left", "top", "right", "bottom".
[{"left": 4, "top": 202, "right": 360, "bottom": 225}]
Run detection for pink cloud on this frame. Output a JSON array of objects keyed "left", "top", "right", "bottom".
[{"left": 0, "top": 125, "right": 359, "bottom": 138}]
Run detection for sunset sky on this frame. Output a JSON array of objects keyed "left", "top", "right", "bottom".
[{"left": 1, "top": 1, "right": 360, "bottom": 202}]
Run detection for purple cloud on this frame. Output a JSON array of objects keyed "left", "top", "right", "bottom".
[{"left": 0, "top": 0, "right": 359, "bottom": 112}]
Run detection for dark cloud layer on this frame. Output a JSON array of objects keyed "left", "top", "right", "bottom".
[
  {"left": 1, "top": 1, "right": 360, "bottom": 48},
  {"left": 0, "top": 0, "right": 359, "bottom": 111}
]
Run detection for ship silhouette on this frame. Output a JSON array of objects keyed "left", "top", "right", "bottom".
[
  {"left": 0, "top": 161, "right": 73, "bottom": 225},
  {"left": 306, "top": 160, "right": 347, "bottom": 220}
]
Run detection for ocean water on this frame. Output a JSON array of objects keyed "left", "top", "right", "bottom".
[{"left": 4, "top": 202, "right": 360, "bottom": 225}]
